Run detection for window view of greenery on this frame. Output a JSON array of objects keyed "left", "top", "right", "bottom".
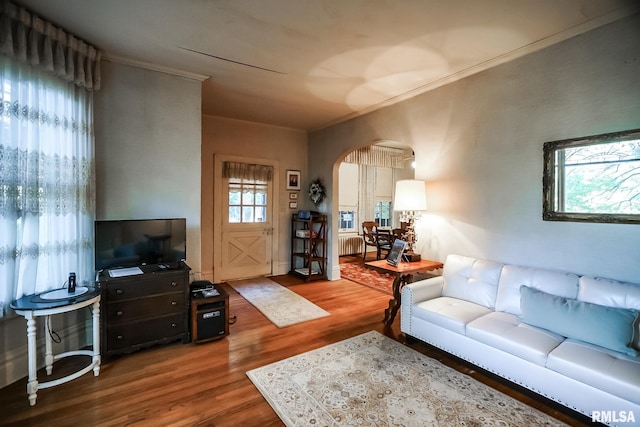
[
  {"left": 375, "top": 200, "right": 392, "bottom": 227},
  {"left": 228, "top": 179, "right": 267, "bottom": 223},
  {"left": 558, "top": 139, "right": 640, "bottom": 214}
]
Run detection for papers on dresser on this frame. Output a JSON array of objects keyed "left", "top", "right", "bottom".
[{"left": 108, "top": 266, "right": 144, "bottom": 278}]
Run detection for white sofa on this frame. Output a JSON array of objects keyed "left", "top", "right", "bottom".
[{"left": 401, "top": 254, "right": 640, "bottom": 426}]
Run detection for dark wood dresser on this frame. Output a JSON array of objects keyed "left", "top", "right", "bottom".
[{"left": 97, "top": 262, "right": 191, "bottom": 360}]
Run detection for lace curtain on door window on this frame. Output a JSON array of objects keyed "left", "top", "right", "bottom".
[{"left": 223, "top": 161, "right": 273, "bottom": 224}]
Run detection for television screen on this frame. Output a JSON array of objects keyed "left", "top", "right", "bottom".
[{"left": 95, "top": 218, "right": 186, "bottom": 270}]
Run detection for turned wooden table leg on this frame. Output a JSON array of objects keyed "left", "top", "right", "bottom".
[
  {"left": 367, "top": 258, "right": 443, "bottom": 328},
  {"left": 44, "top": 315, "right": 54, "bottom": 375},
  {"left": 25, "top": 314, "right": 38, "bottom": 406},
  {"left": 383, "top": 273, "right": 410, "bottom": 326},
  {"left": 91, "top": 300, "right": 101, "bottom": 376}
]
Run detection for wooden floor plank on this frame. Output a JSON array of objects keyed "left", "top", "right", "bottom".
[{"left": 0, "top": 273, "right": 592, "bottom": 426}]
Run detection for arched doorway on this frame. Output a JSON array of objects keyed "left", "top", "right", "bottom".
[{"left": 335, "top": 140, "right": 415, "bottom": 264}]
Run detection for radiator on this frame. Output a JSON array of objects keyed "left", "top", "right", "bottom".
[{"left": 339, "top": 235, "right": 363, "bottom": 256}]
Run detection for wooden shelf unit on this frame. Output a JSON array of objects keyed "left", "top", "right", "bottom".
[{"left": 289, "top": 213, "right": 327, "bottom": 281}]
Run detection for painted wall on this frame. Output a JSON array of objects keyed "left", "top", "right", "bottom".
[
  {"left": 311, "top": 14, "right": 640, "bottom": 283},
  {"left": 94, "top": 61, "right": 203, "bottom": 273},
  {"left": 201, "top": 116, "right": 308, "bottom": 278}
]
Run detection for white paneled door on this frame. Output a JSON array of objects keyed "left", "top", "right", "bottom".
[{"left": 213, "top": 155, "right": 278, "bottom": 282}]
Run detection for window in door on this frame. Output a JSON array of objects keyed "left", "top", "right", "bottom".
[
  {"left": 228, "top": 178, "right": 267, "bottom": 223},
  {"left": 375, "top": 200, "right": 392, "bottom": 227}
]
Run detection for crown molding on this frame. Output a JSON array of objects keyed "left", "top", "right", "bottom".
[{"left": 102, "top": 53, "right": 210, "bottom": 82}]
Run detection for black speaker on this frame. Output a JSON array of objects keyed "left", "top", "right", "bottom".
[{"left": 194, "top": 300, "right": 226, "bottom": 342}]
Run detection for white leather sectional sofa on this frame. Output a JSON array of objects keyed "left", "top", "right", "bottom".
[{"left": 401, "top": 254, "right": 640, "bottom": 426}]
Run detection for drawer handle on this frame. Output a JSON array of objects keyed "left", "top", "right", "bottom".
[
  {"left": 171, "top": 323, "right": 177, "bottom": 328},
  {"left": 116, "top": 310, "right": 123, "bottom": 316},
  {"left": 171, "top": 301, "right": 177, "bottom": 306},
  {"left": 171, "top": 281, "right": 177, "bottom": 287},
  {"left": 117, "top": 335, "right": 124, "bottom": 340},
  {"left": 116, "top": 289, "right": 123, "bottom": 295}
]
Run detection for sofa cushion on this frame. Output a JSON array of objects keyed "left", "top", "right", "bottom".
[
  {"left": 466, "top": 312, "right": 564, "bottom": 366},
  {"left": 413, "top": 296, "right": 492, "bottom": 335},
  {"left": 441, "top": 254, "right": 503, "bottom": 309},
  {"left": 495, "top": 265, "right": 579, "bottom": 315},
  {"left": 519, "top": 286, "right": 639, "bottom": 357},
  {"left": 579, "top": 276, "right": 640, "bottom": 352},
  {"left": 547, "top": 340, "right": 640, "bottom": 404}
]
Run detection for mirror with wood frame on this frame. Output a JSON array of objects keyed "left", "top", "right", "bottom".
[{"left": 542, "top": 128, "right": 640, "bottom": 224}]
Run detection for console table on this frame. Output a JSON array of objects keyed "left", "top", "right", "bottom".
[
  {"left": 365, "top": 258, "right": 443, "bottom": 326},
  {"left": 10, "top": 286, "right": 101, "bottom": 406}
]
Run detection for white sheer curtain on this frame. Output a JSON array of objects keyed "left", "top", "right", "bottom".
[
  {"left": 0, "top": 0, "right": 101, "bottom": 91},
  {"left": 344, "top": 144, "right": 413, "bottom": 229},
  {"left": 358, "top": 165, "right": 377, "bottom": 228},
  {"left": 0, "top": 55, "right": 95, "bottom": 317}
]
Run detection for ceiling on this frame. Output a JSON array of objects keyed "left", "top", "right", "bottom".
[{"left": 17, "top": 0, "right": 638, "bottom": 131}]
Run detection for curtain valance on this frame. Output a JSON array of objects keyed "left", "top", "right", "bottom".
[
  {"left": 0, "top": 0, "right": 101, "bottom": 90},
  {"left": 343, "top": 145, "right": 408, "bottom": 169},
  {"left": 223, "top": 161, "right": 273, "bottom": 182}
]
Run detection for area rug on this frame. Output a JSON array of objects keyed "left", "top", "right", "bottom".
[
  {"left": 339, "top": 262, "right": 394, "bottom": 295},
  {"left": 229, "top": 277, "right": 330, "bottom": 328},
  {"left": 247, "top": 331, "right": 566, "bottom": 427}
]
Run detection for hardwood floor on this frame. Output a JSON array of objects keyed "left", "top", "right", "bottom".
[{"left": 1, "top": 272, "right": 593, "bottom": 426}]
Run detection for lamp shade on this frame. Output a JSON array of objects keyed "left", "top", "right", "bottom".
[{"left": 394, "top": 179, "right": 427, "bottom": 211}]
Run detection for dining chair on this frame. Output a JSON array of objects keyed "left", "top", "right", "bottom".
[
  {"left": 361, "top": 221, "right": 378, "bottom": 261},
  {"left": 374, "top": 228, "right": 393, "bottom": 260}
]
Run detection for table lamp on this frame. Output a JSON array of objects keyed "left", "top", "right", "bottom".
[{"left": 394, "top": 179, "right": 427, "bottom": 262}]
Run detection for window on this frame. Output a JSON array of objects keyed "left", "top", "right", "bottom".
[
  {"left": 374, "top": 200, "right": 392, "bottom": 227},
  {"left": 0, "top": 57, "right": 95, "bottom": 317},
  {"left": 0, "top": 3, "right": 100, "bottom": 317},
  {"left": 228, "top": 179, "right": 267, "bottom": 223},
  {"left": 543, "top": 128, "right": 640, "bottom": 223},
  {"left": 338, "top": 209, "right": 357, "bottom": 231}
]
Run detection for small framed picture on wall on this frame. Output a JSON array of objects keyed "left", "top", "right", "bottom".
[
  {"left": 289, "top": 192, "right": 298, "bottom": 200},
  {"left": 289, "top": 201, "right": 298, "bottom": 209},
  {"left": 286, "top": 170, "right": 301, "bottom": 190}
]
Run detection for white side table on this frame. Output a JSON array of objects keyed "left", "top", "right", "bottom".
[{"left": 10, "top": 286, "right": 101, "bottom": 406}]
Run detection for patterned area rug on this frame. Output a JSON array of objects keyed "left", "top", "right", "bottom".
[
  {"left": 247, "top": 331, "right": 567, "bottom": 427},
  {"left": 339, "top": 262, "right": 394, "bottom": 295},
  {"left": 229, "top": 277, "right": 330, "bottom": 328}
]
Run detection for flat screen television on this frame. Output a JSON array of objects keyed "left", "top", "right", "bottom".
[{"left": 95, "top": 218, "right": 186, "bottom": 270}]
